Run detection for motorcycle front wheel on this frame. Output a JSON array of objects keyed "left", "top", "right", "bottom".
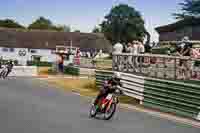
[
  {"left": 89, "top": 104, "right": 97, "bottom": 118},
  {"left": 104, "top": 103, "right": 116, "bottom": 120}
]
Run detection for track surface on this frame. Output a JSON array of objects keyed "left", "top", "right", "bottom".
[{"left": 1, "top": 78, "right": 199, "bottom": 133}]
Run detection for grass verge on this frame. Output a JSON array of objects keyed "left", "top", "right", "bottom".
[
  {"left": 46, "top": 78, "right": 139, "bottom": 105},
  {"left": 38, "top": 67, "right": 51, "bottom": 76}
]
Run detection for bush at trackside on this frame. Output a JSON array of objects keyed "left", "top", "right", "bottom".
[
  {"left": 63, "top": 66, "right": 80, "bottom": 76},
  {"left": 1, "top": 60, "right": 18, "bottom": 65},
  {"left": 27, "top": 61, "right": 52, "bottom": 67}
]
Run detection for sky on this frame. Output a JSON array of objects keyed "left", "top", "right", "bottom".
[{"left": 0, "top": 0, "right": 182, "bottom": 42}]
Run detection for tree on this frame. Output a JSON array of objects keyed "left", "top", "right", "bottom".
[
  {"left": 0, "top": 19, "right": 25, "bottom": 29},
  {"left": 174, "top": 0, "right": 200, "bottom": 19},
  {"left": 100, "top": 4, "right": 147, "bottom": 44},
  {"left": 74, "top": 30, "right": 80, "bottom": 32},
  {"left": 28, "top": 17, "right": 53, "bottom": 30},
  {"left": 92, "top": 26, "right": 101, "bottom": 33},
  {"left": 52, "top": 25, "right": 71, "bottom": 32},
  {"left": 62, "top": 25, "right": 71, "bottom": 32}
]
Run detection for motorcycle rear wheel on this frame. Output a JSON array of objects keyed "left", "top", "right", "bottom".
[{"left": 104, "top": 103, "right": 116, "bottom": 120}]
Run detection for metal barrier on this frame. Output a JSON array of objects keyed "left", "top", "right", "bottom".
[
  {"left": 74, "top": 58, "right": 112, "bottom": 70},
  {"left": 143, "top": 78, "right": 200, "bottom": 120},
  {"left": 112, "top": 53, "right": 200, "bottom": 80},
  {"left": 9, "top": 66, "right": 38, "bottom": 77},
  {"left": 95, "top": 70, "right": 200, "bottom": 120}
]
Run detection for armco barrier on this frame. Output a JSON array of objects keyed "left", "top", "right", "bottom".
[
  {"left": 143, "top": 78, "right": 200, "bottom": 120},
  {"left": 9, "top": 66, "right": 38, "bottom": 77},
  {"left": 95, "top": 70, "right": 200, "bottom": 120}
]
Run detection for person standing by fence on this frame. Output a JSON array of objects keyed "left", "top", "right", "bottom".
[
  {"left": 58, "top": 54, "right": 64, "bottom": 73},
  {"left": 113, "top": 42, "right": 123, "bottom": 70},
  {"left": 126, "top": 43, "right": 133, "bottom": 68},
  {"left": 132, "top": 40, "right": 139, "bottom": 72},
  {"left": 176, "top": 37, "right": 192, "bottom": 79},
  {"left": 138, "top": 41, "right": 145, "bottom": 66}
]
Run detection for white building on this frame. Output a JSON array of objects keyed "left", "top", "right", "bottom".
[
  {"left": 0, "top": 28, "right": 112, "bottom": 65},
  {"left": 0, "top": 47, "right": 57, "bottom": 65}
]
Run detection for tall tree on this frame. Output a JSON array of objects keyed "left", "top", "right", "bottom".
[
  {"left": 74, "top": 30, "right": 80, "bottom": 32},
  {"left": 28, "top": 17, "right": 53, "bottom": 30},
  {"left": 0, "top": 19, "right": 25, "bottom": 29},
  {"left": 173, "top": 0, "right": 200, "bottom": 19},
  {"left": 100, "top": 4, "right": 147, "bottom": 44},
  {"left": 92, "top": 26, "right": 101, "bottom": 33},
  {"left": 52, "top": 25, "right": 71, "bottom": 32},
  {"left": 62, "top": 25, "right": 71, "bottom": 32}
]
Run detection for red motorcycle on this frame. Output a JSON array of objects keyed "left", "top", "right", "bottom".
[{"left": 89, "top": 87, "right": 122, "bottom": 120}]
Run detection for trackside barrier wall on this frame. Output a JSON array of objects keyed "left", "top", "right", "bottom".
[
  {"left": 9, "top": 66, "right": 38, "bottom": 77},
  {"left": 95, "top": 70, "right": 200, "bottom": 121}
]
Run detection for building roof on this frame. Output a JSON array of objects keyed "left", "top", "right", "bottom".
[
  {"left": 0, "top": 27, "right": 112, "bottom": 52},
  {"left": 155, "top": 17, "right": 200, "bottom": 33}
]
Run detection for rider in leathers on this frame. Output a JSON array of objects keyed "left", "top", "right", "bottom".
[
  {"left": 93, "top": 72, "right": 123, "bottom": 106},
  {"left": 5, "top": 60, "right": 14, "bottom": 77}
]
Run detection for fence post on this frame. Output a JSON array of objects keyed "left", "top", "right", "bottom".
[
  {"left": 174, "top": 58, "right": 177, "bottom": 80},
  {"left": 163, "top": 57, "right": 167, "bottom": 79}
]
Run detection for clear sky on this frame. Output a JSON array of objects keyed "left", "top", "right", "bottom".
[{"left": 0, "top": 0, "right": 182, "bottom": 42}]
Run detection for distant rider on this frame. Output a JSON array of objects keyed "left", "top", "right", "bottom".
[
  {"left": 5, "top": 60, "right": 14, "bottom": 77},
  {"left": 93, "top": 72, "right": 123, "bottom": 106}
]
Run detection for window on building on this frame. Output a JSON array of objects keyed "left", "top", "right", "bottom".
[
  {"left": 10, "top": 48, "right": 15, "bottom": 52},
  {"left": 2, "top": 48, "right": 8, "bottom": 52},
  {"left": 30, "top": 49, "right": 37, "bottom": 53}
]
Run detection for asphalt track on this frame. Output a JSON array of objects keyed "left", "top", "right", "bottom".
[{"left": 1, "top": 77, "right": 199, "bottom": 133}]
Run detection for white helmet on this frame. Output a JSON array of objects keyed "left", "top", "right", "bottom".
[{"left": 113, "top": 72, "right": 121, "bottom": 79}]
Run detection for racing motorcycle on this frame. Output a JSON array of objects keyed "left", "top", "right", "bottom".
[
  {"left": 0, "top": 65, "right": 8, "bottom": 79},
  {"left": 89, "top": 86, "right": 123, "bottom": 120}
]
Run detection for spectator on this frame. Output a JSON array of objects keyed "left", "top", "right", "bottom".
[
  {"left": 113, "top": 42, "right": 123, "bottom": 54},
  {"left": 58, "top": 54, "right": 64, "bottom": 73},
  {"left": 131, "top": 40, "right": 139, "bottom": 71},
  {"left": 137, "top": 41, "right": 145, "bottom": 65},
  {"left": 132, "top": 40, "right": 138, "bottom": 55},
  {"left": 176, "top": 37, "right": 192, "bottom": 79},
  {"left": 113, "top": 42, "right": 123, "bottom": 70},
  {"left": 126, "top": 43, "right": 133, "bottom": 53},
  {"left": 126, "top": 42, "right": 133, "bottom": 68},
  {"left": 138, "top": 41, "right": 145, "bottom": 54}
]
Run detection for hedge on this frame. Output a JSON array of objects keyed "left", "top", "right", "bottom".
[
  {"left": 63, "top": 66, "right": 80, "bottom": 76},
  {"left": 151, "top": 47, "right": 170, "bottom": 55},
  {"left": 27, "top": 61, "right": 52, "bottom": 67},
  {"left": 0, "top": 60, "right": 18, "bottom": 65}
]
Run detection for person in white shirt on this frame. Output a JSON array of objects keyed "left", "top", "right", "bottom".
[
  {"left": 113, "top": 42, "right": 123, "bottom": 54},
  {"left": 132, "top": 40, "right": 139, "bottom": 71},
  {"left": 138, "top": 41, "right": 145, "bottom": 54},
  {"left": 113, "top": 42, "right": 123, "bottom": 70},
  {"left": 137, "top": 41, "right": 145, "bottom": 66},
  {"left": 132, "top": 40, "right": 138, "bottom": 55},
  {"left": 126, "top": 43, "right": 133, "bottom": 53},
  {"left": 126, "top": 43, "right": 133, "bottom": 68}
]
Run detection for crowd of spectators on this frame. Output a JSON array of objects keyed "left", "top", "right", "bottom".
[{"left": 113, "top": 40, "right": 145, "bottom": 55}]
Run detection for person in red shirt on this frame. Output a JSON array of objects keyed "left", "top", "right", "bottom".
[{"left": 58, "top": 54, "right": 64, "bottom": 73}]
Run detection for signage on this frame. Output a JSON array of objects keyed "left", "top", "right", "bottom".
[{"left": 18, "top": 49, "right": 26, "bottom": 56}]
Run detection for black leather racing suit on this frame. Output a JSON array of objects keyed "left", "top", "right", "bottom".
[
  {"left": 94, "top": 77, "right": 122, "bottom": 106},
  {"left": 5, "top": 62, "right": 14, "bottom": 77}
]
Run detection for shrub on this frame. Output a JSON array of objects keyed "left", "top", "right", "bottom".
[
  {"left": 151, "top": 47, "right": 169, "bottom": 55},
  {"left": 1, "top": 60, "right": 18, "bottom": 65},
  {"left": 48, "top": 68, "right": 57, "bottom": 75},
  {"left": 194, "top": 61, "right": 200, "bottom": 67},
  {"left": 63, "top": 66, "right": 80, "bottom": 76},
  {"left": 27, "top": 61, "right": 52, "bottom": 67}
]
